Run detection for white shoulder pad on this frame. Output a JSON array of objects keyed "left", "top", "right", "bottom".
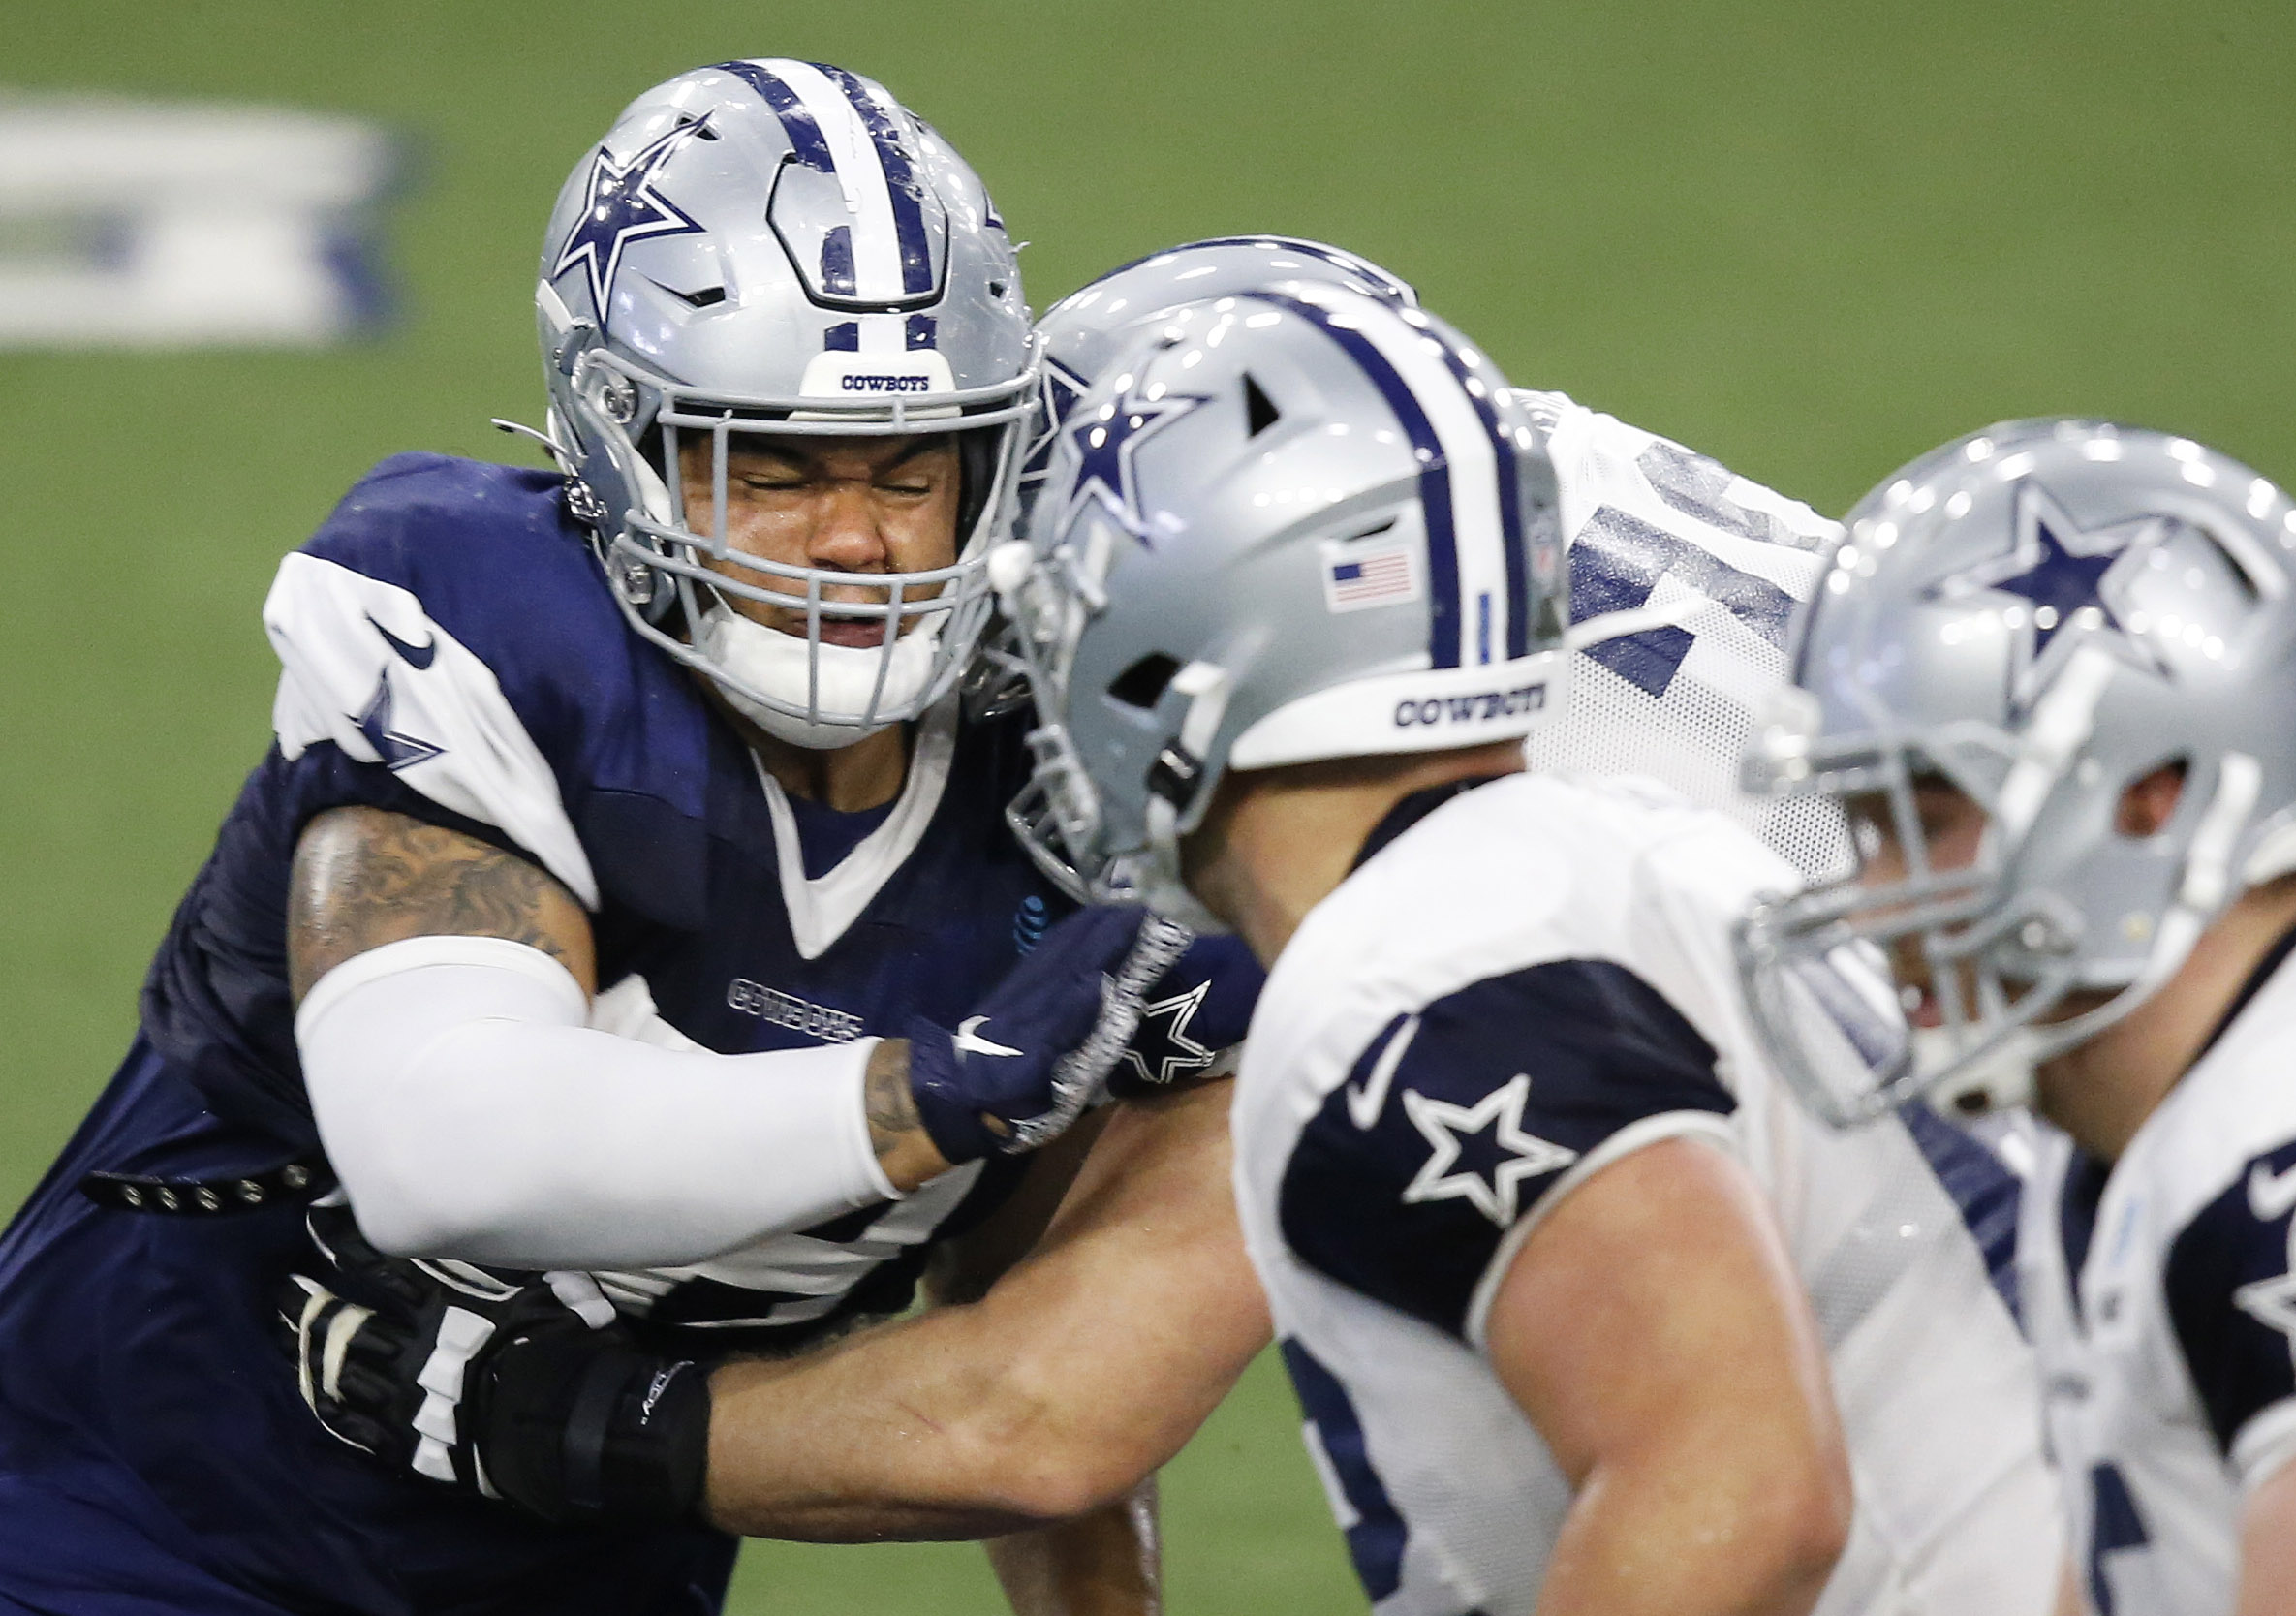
[
  {"left": 1543, "top": 398, "right": 1838, "bottom": 583},
  {"left": 264, "top": 552, "right": 600, "bottom": 909}
]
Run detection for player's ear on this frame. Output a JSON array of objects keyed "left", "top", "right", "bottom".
[{"left": 2114, "top": 760, "right": 2187, "bottom": 839}]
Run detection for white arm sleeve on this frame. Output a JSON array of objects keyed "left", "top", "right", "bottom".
[{"left": 296, "top": 935, "right": 899, "bottom": 1269}]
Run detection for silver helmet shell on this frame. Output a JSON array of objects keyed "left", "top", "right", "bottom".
[
  {"left": 1016, "top": 236, "right": 1417, "bottom": 520},
  {"left": 1000, "top": 283, "right": 1567, "bottom": 922},
  {"left": 1741, "top": 420, "right": 2296, "bottom": 1125},
  {"left": 977, "top": 239, "right": 1418, "bottom": 821},
  {"left": 536, "top": 59, "right": 1035, "bottom": 746}
]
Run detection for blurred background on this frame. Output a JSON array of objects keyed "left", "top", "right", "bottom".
[{"left": 3, "top": 1, "right": 2291, "bottom": 1608}]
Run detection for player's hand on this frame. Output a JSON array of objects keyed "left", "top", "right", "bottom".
[
  {"left": 1108, "top": 931, "right": 1265, "bottom": 1099},
  {"left": 907, "top": 906, "right": 1194, "bottom": 1161},
  {"left": 280, "top": 1199, "right": 707, "bottom": 1524}
]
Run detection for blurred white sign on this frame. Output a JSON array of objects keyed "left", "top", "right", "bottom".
[{"left": 0, "top": 92, "right": 400, "bottom": 347}]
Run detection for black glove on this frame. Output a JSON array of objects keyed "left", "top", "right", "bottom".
[
  {"left": 906, "top": 905, "right": 1195, "bottom": 1160},
  {"left": 1108, "top": 930, "right": 1265, "bottom": 1097},
  {"left": 281, "top": 1200, "right": 707, "bottom": 1525}
]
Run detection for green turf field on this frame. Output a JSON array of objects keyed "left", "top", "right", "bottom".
[{"left": 3, "top": 1, "right": 2292, "bottom": 1608}]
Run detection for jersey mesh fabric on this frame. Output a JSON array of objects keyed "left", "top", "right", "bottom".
[{"left": 1521, "top": 392, "right": 1851, "bottom": 885}]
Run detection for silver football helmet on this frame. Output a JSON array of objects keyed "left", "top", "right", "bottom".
[
  {"left": 1017, "top": 236, "right": 1417, "bottom": 517},
  {"left": 534, "top": 59, "right": 1035, "bottom": 747},
  {"left": 997, "top": 282, "right": 1567, "bottom": 924},
  {"left": 1740, "top": 420, "right": 2296, "bottom": 1125}
]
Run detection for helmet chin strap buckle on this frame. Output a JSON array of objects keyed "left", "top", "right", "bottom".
[{"left": 1147, "top": 746, "right": 1203, "bottom": 812}]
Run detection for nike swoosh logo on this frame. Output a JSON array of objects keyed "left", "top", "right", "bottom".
[
  {"left": 1346, "top": 1015, "right": 1420, "bottom": 1131},
  {"left": 2249, "top": 1160, "right": 2296, "bottom": 1222},
  {"left": 954, "top": 1016, "right": 1022, "bottom": 1059},
  {"left": 369, "top": 615, "right": 438, "bottom": 670}
]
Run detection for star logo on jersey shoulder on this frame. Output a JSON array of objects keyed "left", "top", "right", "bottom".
[
  {"left": 356, "top": 671, "right": 443, "bottom": 772},
  {"left": 1924, "top": 481, "right": 2168, "bottom": 711},
  {"left": 551, "top": 121, "right": 709, "bottom": 315},
  {"left": 2234, "top": 1183, "right": 2296, "bottom": 1342},
  {"left": 1120, "top": 979, "right": 1220, "bottom": 1088},
  {"left": 1061, "top": 372, "right": 1206, "bottom": 544},
  {"left": 1399, "top": 1074, "right": 1579, "bottom": 1228}
]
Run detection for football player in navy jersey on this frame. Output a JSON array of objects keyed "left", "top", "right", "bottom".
[
  {"left": 1741, "top": 422, "right": 2296, "bottom": 1616},
  {"left": 0, "top": 60, "right": 1261, "bottom": 1616},
  {"left": 290, "top": 272, "right": 2060, "bottom": 1615}
]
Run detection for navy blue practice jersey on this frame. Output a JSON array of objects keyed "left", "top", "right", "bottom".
[{"left": 0, "top": 454, "right": 1068, "bottom": 1615}]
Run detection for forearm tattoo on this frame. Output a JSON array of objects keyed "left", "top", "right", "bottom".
[
  {"left": 288, "top": 806, "right": 591, "bottom": 1002},
  {"left": 863, "top": 1040, "right": 925, "bottom": 1165}
]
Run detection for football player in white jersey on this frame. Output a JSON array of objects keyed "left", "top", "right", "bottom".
[
  {"left": 994, "top": 284, "right": 2056, "bottom": 1616},
  {"left": 1740, "top": 420, "right": 2296, "bottom": 1616},
  {"left": 293, "top": 270, "right": 2058, "bottom": 1616}
]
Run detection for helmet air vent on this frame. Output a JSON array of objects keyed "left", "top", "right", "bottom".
[
  {"left": 1243, "top": 373, "right": 1281, "bottom": 438},
  {"left": 1108, "top": 652, "right": 1183, "bottom": 711}
]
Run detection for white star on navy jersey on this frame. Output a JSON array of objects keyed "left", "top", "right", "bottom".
[
  {"left": 1926, "top": 481, "right": 2166, "bottom": 707},
  {"left": 1119, "top": 979, "right": 1217, "bottom": 1088},
  {"left": 1061, "top": 375, "right": 1206, "bottom": 542},
  {"left": 2235, "top": 1217, "right": 2296, "bottom": 1344},
  {"left": 1400, "top": 1074, "right": 1579, "bottom": 1227},
  {"left": 356, "top": 673, "right": 443, "bottom": 772},
  {"left": 551, "top": 122, "right": 708, "bottom": 315}
]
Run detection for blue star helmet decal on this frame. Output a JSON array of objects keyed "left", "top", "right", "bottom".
[
  {"left": 1021, "top": 356, "right": 1091, "bottom": 484},
  {"left": 1061, "top": 371, "right": 1208, "bottom": 543},
  {"left": 1399, "top": 1073, "right": 1578, "bottom": 1228},
  {"left": 552, "top": 120, "right": 710, "bottom": 316},
  {"left": 1926, "top": 480, "right": 2168, "bottom": 709}
]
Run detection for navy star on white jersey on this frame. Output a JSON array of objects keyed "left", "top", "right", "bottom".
[
  {"left": 552, "top": 122, "right": 708, "bottom": 315},
  {"left": 1120, "top": 979, "right": 1217, "bottom": 1088},
  {"left": 1400, "top": 1074, "right": 1578, "bottom": 1227},
  {"left": 1062, "top": 375, "right": 1206, "bottom": 541},
  {"left": 1927, "top": 481, "right": 2164, "bottom": 706},
  {"left": 355, "top": 673, "right": 442, "bottom": 772}
]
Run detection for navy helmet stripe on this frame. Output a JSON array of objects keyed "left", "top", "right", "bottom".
[
  {"left": 811, "top": 63, "right": 936, "bottom": 297},
  {"left": 1420, "top": 339, "right": 1530, "bottom": 661},
  {"left": 1251, "top": 290, "right": 1463, "bottom": 668},
  {"left": 1094, "top": 236, "right": 1414, "bottom": 304},
  {"left": 711, "top": 61, "right": 835, "bottom": 173}
]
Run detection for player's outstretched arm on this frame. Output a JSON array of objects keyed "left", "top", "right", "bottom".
[
  {"left": 703, "top": 1079, "right": 1270, "bottom": 1539},
  {"left": 1487, "top": 1136, "right": 1852, "bottom": 1616},
  {"left": 284, "top": 809, "right": 1221, "bottom": 1269},
  {"left": 287, "top": 806, "right": 952, "bottom": 1267},
  {"left": 917, "top": 1122, "right": 1164, "bottom": 1616}
]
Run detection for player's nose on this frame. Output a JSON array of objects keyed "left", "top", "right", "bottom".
[{"left": 805, "top": 481, "right": 892, "bottom": 573}]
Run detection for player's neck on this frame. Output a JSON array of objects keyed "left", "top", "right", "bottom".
[
  {"left": 699, "top": 680, "right": 912, "bottom": 811},
  {"left": 750, "top": 723, "right": 911, "bottom": 811},
  {"left": 1183, "top": 743, "right": 1526, "bottom": 968},
  {"left": 2036, "top": 878, "right": 2296, "bottom": 1162}
]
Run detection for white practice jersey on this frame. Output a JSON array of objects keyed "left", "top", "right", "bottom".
[
  {"left": 1516, "top": 389, "right": 1850, "bottom": 884},
  {"left": 2021, "top": 948, "right": 2296, "bottom": 1616},
  {"left": 1231, "top": 774, "right": 2060, "bottom": 1616}
]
